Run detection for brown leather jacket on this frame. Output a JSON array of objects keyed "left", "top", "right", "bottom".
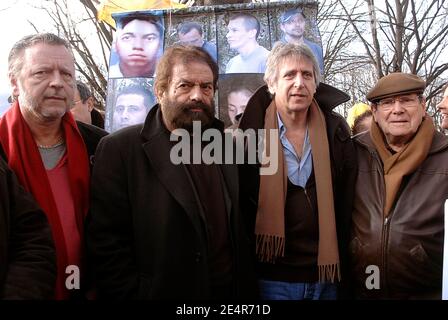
[{"left": 350, "top": 130, "right": 448, "bottom": 299}]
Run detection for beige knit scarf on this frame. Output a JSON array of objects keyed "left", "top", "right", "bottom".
[
  {"left": 370, "top": 116, "right": 434, "bottom": 216},
  {"left": 255, "top": 99, "right": 341, "bottom": 283}
]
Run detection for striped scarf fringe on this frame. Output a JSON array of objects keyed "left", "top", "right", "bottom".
[
  {"left": 318, "top": 263, "right": 341, "bottom": 283},
  {"left": 255, "top": 234, "right": 285, "bottom": 263}
]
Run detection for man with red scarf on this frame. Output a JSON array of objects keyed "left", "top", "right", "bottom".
[{"left": 0, "top": 33, "right": 107, "bottom": 299}]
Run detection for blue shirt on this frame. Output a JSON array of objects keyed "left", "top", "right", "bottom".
[
  {"left": 202, "top": 41, "right": 217, "bottom": 62},
  {"left": 277, "top": 113, "right": 313, "bottom": 188}
]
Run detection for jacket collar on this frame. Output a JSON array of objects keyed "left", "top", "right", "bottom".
[
  {"left": 430, "top": 131, "right": 448, "bottom": 153},
  {"left": 139, "top": 105, "right": 232, "bottom": 237},
  {"left": 140, "top": 104, "right": 170, "bottom": 142},
  {"left": 140, "top": 105, "right": 203, "bottom": 236},
  {"left": 239, "top": 83, "right": 350, "bottom": 131}
]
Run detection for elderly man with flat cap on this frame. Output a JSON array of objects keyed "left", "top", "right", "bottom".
[{"left": 350, "top": 72, "right": 448, "bottom": 299}]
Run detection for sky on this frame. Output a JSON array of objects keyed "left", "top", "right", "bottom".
[
  {"left": 0, "top": 0, "right": 92, "bottom": 114},
  {"left": 0, "top": 0, "right": 41, "bottom": 113}
]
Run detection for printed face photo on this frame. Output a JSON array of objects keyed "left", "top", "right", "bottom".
[
  {"left": 227, "top": 89, "right": 252, "bottom": 125},
  {"left": 105, "top": 78, "right": 156, "bottom": 132},
  {"left": 218, "top": 74, "right": 264, "bottom": 128},
  {"left": 280, "top": 12, "right": 306, "bottom": 39},
  {"left": 178, "top": 28, "right": 203, "bottom": 47},
  {"left": 165, "top": 18, "right": 218, "bottom": 63},
  {"left": 226, "top": 17, "right": 256, "bottom": 52},
  {"left": 110, "top": 14, "right": 164, "bottom": 78},
  {"left": 217, "top": 12, "right": 270, "bottom": 74},
  {"left": 274, "top": 7, "right": 324, "bottom": 73},
  {"left": 113, "top": 92, "right": 148, "bottom": 131}
]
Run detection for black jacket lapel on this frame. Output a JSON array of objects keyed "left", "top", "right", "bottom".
[
  {"left": 219, "top": 163, "right": 238, "bottom": 219},
  {"left": 141, "top": 106, "right": 205, "bottom": 237}
]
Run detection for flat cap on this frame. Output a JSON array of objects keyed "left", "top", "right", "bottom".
[{"left": 366, "top": 72, "right": 426, "bottom": 103}]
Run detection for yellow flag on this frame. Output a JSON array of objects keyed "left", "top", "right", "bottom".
[{"left": 97, "top": 0, "right": 187, "bottom": 28}]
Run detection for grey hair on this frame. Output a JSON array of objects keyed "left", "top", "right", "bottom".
[
  {"left": 8, "top": 33, "right": 72, "bottom": 78},
  {"left": 264, "top": 42, "right": 321, "bottom": 94}
]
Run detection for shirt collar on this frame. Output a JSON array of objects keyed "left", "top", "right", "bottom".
[
  {"left": 277, "top": 111, "right": 286, "bottom": 138},
  {"left": 276, "top": 111, "right": 309, "bottom": 144}
]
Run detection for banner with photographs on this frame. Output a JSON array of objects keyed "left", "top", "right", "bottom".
[{"left": 106, "top": 1, "right": 321, "bottom": 132}]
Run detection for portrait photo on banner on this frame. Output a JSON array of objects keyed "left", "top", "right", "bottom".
[
  {"left": 270, "top": 5, "right": 323, "bottom": 73},
  {"left": 216, "top": 8, "right": 271, "bottom": 75},
  {"left": 109, "top": 11, "right": 165, "bottom": 79},
  {"left": 218, "top": 74, "right": 265, "bottom": 129},
  {"left": 105, "top": 78, "right": 156, "bottom": 133},
  {"left": 163, "top": 10, "right": 218, "bottom": 63}
]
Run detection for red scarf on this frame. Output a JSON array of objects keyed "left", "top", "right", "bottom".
[{"left": 0, "top": 102, "right": 90, "bottom": 299}]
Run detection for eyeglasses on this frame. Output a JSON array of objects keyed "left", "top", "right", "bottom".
[{"left": 377, "top": 95, "right": 422, "bottom": 110}]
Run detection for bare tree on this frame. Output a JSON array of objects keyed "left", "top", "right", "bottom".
[
  {"left": 338, "top": 0, "right": 448, "bottom": 99},
  {"left": 313, "top": 0, "right": 448, "bottom": 123},
  {"left": 313, "top": 0, "right": 371, "bottom": 116},
  {"left": 180, "top": 0, "right": 251, "bottom": 5}
]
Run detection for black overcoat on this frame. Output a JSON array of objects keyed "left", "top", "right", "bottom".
[{"left": 86, "top": 106, "right": 257, "bottom": 299}]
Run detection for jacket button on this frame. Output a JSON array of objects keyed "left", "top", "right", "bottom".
[{"left": 195, "top": 252, "right": 202, "bottom": 262}]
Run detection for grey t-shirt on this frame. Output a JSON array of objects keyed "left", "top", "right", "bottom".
[{"left": 38, "top": 143, "right": 66, "bottom": 170}]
